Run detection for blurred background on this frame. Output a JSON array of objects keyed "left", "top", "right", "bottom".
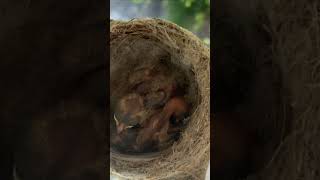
[
  {"left": 110, "top": 1, "right": 210, "bottom": 179},
  {"left": 110, "top": 0, "right": 210, "bottom": 46}
]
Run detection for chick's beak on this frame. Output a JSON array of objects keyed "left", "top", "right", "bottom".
[{"left": 114, "top": 114, "right": 134, "bottom": 134}]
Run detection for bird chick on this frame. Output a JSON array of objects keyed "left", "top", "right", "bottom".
[
  {"left": 144, "top": 74, "right": 177, "bottom": 108},
  {"left": 128, "top": 67, "right": 154, "bottom": 86},
  {"left": 162, "top": 96, "right": 188, "bottom": 123},
  {"left": 111, "top": 124, "right": 140, "bottom": 152},
  {"left": 129, "top": 66, "right": 177, "bottom": 109},
  {"left": 114, "top": 93, "right": 148, "bottom": 134},
  {"left": 135, "top": 97, "right": 188, "bottom": 151}
]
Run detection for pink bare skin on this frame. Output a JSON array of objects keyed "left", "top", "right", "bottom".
[{"left": 135, "top": 97, "right": 188, "bottom": 151}]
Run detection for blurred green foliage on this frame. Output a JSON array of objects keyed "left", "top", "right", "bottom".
[
  {"left": 130, "top": 0, "right": 210, "bottom": 45},
  {"left": 131, "top": 0, "right": 151, "bottom": 4},
  {"left": 163, "top": 0, "right": 209, "bottom": 32}
]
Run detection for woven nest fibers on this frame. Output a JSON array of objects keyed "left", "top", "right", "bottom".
[{"left": 110, "top": 19, "right": 210, "bottom": 179}]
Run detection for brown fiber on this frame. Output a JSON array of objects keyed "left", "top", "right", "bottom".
[{"left": 110, "top": 18, "right": 210, "bottom": 180}]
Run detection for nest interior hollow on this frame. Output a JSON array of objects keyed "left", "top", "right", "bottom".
[
  {"left": 110, "top": 38, "right": 199, "bottom": 155},
  {"left": 110, "top": 18, "right": 210, "bottom": 179}
]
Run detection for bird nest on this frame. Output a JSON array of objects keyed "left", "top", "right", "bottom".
[{"left": 110, "top": 19, "right": 210, "bottom": 179}]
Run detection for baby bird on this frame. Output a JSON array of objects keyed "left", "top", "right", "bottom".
[
  {"left": 134, "top": 97, "right": 188, "bottom": 151},
  {"left": 111, "top": 123, "right": 140, "bottom": 152},
  {"left": 113, "top": 65, "right": 183, "bottom": 152},
  {"left": 128, "top": 67, "right": 154, "bottom": 86},
  {"left": 129, "top": 66, "right": 177, "bottom": 109},
  {"left": 114, "top": 93, "right": 147, "bottom": 134},
  {"left": 112, "top": 93, "right": 153, "bottom": 149}
]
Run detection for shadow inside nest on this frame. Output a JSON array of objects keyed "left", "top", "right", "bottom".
[{"left": 110, "top": 59, "right": 197, "bottom": 156}]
